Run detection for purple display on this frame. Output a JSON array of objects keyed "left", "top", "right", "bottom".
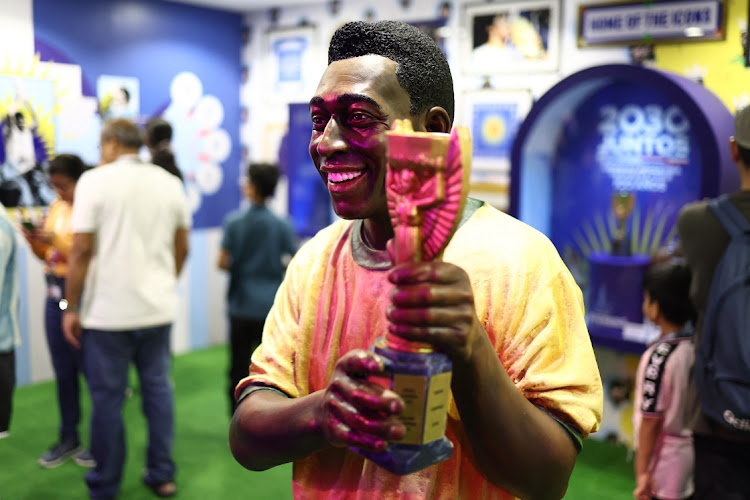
[
  {"left": 551, "top": 81, "right": 702, "bottom": 263},
  {"left": 510, "top": 64, "right": 736, "bottom": 350}
]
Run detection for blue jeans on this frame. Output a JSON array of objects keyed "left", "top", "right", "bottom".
[
  {"left": 44, "top": 275, "right": 85, "bottom": 443},
  {"left": 83, "top": 325, "right": 175, "bottom": 499}
]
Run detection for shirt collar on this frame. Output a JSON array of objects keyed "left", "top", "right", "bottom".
[{"left": 114, "top": 153, "right": 142, "bottom": 163}]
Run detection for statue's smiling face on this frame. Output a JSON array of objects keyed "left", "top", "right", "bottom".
[{"left": 308, "top": 55, "right": 412, "bottom": 221}]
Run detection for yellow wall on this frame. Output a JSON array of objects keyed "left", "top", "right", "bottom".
[{"left": 655, "top": 0, "right": 749, "bottom": 112}]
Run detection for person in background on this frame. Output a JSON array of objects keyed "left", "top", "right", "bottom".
[
  {"left": 633, "top": 260, "right": 695, "bottom": 500},
  {"left": 22, "top": 154, "right": 95, "bottom": 469},
  {"left": 218, "top": 162, "right": 296, "bottom": 416},
  {"left": 0, "top": 202, "right": 19, "bottom": 440},
  {"left": 677, "top": 105, "right": 750, "bottom": 499},
  {"left": 62, "top": 118, "right": 191, "bottom": 499},
  {"left": 144, "top": 118, "right": 183, "bottom": 182},
  {"left": 229, "top": 21, "right": 602, "bottom": 499}
]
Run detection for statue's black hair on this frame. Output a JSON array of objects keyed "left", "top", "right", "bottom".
[{"left": 328, "top": 21, "right": 454, "bottom": 123}]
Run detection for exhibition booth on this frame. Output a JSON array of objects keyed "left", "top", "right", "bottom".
[
  {"left": 511, "top": 63, "right": 736, "bottom": 351},
  {"left": 510, "top": 63, "right": 737, "bottom": 442}
]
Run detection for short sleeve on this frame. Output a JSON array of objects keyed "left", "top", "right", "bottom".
[
  {"left": 511, "top": 255, "right": 603, "bottom": 437},
  {"left": 174, "top": 181, "right": 192, "bottom": 229},
  {"left": 637, "top": 341, "right": 676, "bottom": 416},
  {"left": 71, "top": 172, "right": 99, "bottom": 233},
  {"left": 481, "top": 237, "right": 603, "bottom": 438},
  {"left": 221, "top": 215, "right": 236, "bottom": 253},
  {"left": 444, "top": 208, "right": 603, "bottom": 438}
]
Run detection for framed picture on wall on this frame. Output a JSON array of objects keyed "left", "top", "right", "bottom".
[
  {"left": 265, "top": 25, "right": 319, "bottom": 102},
  {"left": 463, "top": 0, "right": 560, "bottom": 75},
  {"left": 97, "top": 74, "right": 140, "bottom": 120},
  {"left": 461, "top": 89, "right": 533, "bottom": 211}
]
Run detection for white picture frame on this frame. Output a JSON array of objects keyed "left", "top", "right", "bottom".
[
  {"left": 265, "top": 25, "right": 319, "bottom": 102},
  {"left": 463, "top": 0, "right": 560, "bottom": 75},
  {"left": 461, "top": 88, "right": 534, "bottom": 211}
]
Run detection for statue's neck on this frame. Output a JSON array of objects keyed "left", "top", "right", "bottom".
[{"left": 361, "top": 217, "right": 393, "bottom": 251}]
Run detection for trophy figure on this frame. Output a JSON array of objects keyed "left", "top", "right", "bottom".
[
  {"left": 355, "top": 120, "right": 471, "bottom": 475},
  {"left": 611, "top": 192, "right": 635, "bottom": 256}
]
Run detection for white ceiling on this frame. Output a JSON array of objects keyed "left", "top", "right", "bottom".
[{"left": 164, "top": 0, "right": 325, "bottom": 13}]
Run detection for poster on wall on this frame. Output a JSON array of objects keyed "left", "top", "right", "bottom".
[
  {"left": 97, "top": 75, "right": 140, "bottom": 121},
  {"left": 463, "top": 89, "right": 532, "bottom": 211},
  {"left": 266, "top": 25, "right": 319, "bottom": 102},
  {"left": 0, "top": 76, "right": 57, "bottom": 209},
  {"left": 464, "top": 0, "right": 560, "bottom": 75}
]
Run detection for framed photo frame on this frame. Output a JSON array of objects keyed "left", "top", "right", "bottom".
[
  {"left": 463, "top": 0, "right": 560, "bottom": 75},
  {"left": 265, "top": 25, "right": 319, "bottom": 102},
  {"left": 461, "top": 89, "right": 533, "bottom": 211},
  {"left": 97, "top": 74, "right": 140, "bottom": 120}
]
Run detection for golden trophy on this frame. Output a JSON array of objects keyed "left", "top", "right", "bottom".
[
  {"left": 355, "top": 120, "right": 471, "bottom": 474},
  {"left": 611, "top": 192, "right": 635, "bottom": 256}
]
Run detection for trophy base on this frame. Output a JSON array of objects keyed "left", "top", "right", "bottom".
[
  {"left": 353, "top": 339, "right": 453, "bottom": 475},
  {"left": 355, "top": 437, "right": 454, "bottom": 475}
]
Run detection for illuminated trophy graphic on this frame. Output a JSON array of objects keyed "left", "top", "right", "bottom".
[
  {"left": 356, "top": 120, "right": 471, "bottom": 474},
  {"left": 611, "top": 192, "right": 635, "bottom": 256}
]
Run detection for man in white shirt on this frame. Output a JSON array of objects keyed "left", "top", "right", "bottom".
[{"left": 63, "top": 118, "right": 191, "bottom": 500}]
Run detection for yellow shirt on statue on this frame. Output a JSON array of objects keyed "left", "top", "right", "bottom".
[{"left": 238, "top": 201, "right": 603, "bottom": 500}]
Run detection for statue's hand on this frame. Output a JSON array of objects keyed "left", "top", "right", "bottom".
[
  {"left": 314, "top": 350, "right": 405, "bottom": 451},
  {"left": 387, "top": 261, "right": 484, "bottom": 364}
]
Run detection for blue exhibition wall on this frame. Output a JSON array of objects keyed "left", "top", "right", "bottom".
[
  {"left": 284, "top": 103, "right": 334, "bottom": 237},
  {"left": 510, "top": 64, "right": 736, "bottom": 350},
  {"left": 33, "top": 0, "right": 242, "bottom": 228}
]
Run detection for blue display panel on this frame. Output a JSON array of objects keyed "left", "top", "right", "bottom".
[
  {"left": 552, "top": 83, "right": 702, "bottom": 263},
  {"left": 285, "top": 103, "right": 333, "bottom": 238},
  {"left": 510, "top": 64, "right": 736, "bottom": 350}
]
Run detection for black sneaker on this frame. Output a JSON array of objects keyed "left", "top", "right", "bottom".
[{"left": 38, "top": 440, "right": 83, "bottom": 468}]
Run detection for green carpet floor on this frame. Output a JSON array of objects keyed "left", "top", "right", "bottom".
[{"left": 0, "top": 345, "right": 633, "bottom": 499}]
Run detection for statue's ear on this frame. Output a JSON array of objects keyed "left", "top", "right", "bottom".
[{"left": 424, "top": 107, "right": 451, "bottom": 134}]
